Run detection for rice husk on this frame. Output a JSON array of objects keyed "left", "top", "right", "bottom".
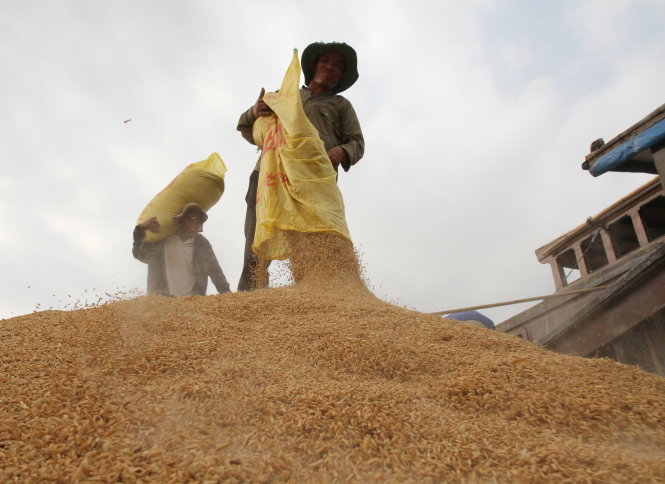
[{"left": 2, "top": 234, "right": 665, "bottom": 483}]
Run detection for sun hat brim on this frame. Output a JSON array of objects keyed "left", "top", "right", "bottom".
[{"left": 173, "top": 203, "right": 208, "bottom": 224}]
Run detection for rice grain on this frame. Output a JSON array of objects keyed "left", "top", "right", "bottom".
[{"left": 2, "top": 236, "right": 665, "bottom": 482}]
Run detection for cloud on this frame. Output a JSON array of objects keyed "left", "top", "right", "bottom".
[{"left": 1, "top": 0, "right": 663, "bottom": 323}]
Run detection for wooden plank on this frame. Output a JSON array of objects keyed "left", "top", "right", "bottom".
[
  {"left": 545, "top": 268, "right": 665, "bottom": 357},
  {"left": 429, "top": 286, "right": 612, "bottom": 316}
]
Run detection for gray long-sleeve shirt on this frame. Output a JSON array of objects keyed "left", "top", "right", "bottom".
[{"left": 237, "top": 87, "right": 364, "bottom": 172}]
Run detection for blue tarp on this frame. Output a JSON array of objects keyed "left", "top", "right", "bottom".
[
  {"left": 446, "top": 310, "right": 495, "bottom": 330},
  {"left": 589, "top": 118, "right": 665, "bottom": 176}
]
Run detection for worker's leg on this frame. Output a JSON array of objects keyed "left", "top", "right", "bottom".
[{"left": 237, "top": 170, "right": 260, "bottom": 291}]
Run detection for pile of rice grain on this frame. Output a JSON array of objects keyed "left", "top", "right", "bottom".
[{"left": 2, "top": 235, "right": 665, "bottom": 482}]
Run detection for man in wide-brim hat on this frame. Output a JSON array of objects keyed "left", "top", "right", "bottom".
[{"left": 236, "top": 41, "right": 365, "bottom": 291}]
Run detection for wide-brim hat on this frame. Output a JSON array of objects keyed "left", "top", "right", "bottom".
[
  {"left": 301, "top": 42, "right": 358, "bottom": 94},
  {"left": 173, "top": 202, "right": 208, "bottom": 224}
]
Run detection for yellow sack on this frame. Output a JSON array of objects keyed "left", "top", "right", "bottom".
[
  {"left": 252, "top": 49, "right": 350, "bottom": 260},
  {"left": 136, "top": 152, "right": 227, "bottom": 243}
]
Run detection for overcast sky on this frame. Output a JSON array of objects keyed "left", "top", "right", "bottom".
[{"left": 1, "top": 0, "right": 663, "bottom": 323}]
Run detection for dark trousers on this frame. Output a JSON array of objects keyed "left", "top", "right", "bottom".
[{"left": 237, "top": 170, "right": 260, "bottom": 291}]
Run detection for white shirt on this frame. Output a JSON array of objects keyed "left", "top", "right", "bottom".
[{"left": 164, "top": 234, "right": 197, "bottom": 296}]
